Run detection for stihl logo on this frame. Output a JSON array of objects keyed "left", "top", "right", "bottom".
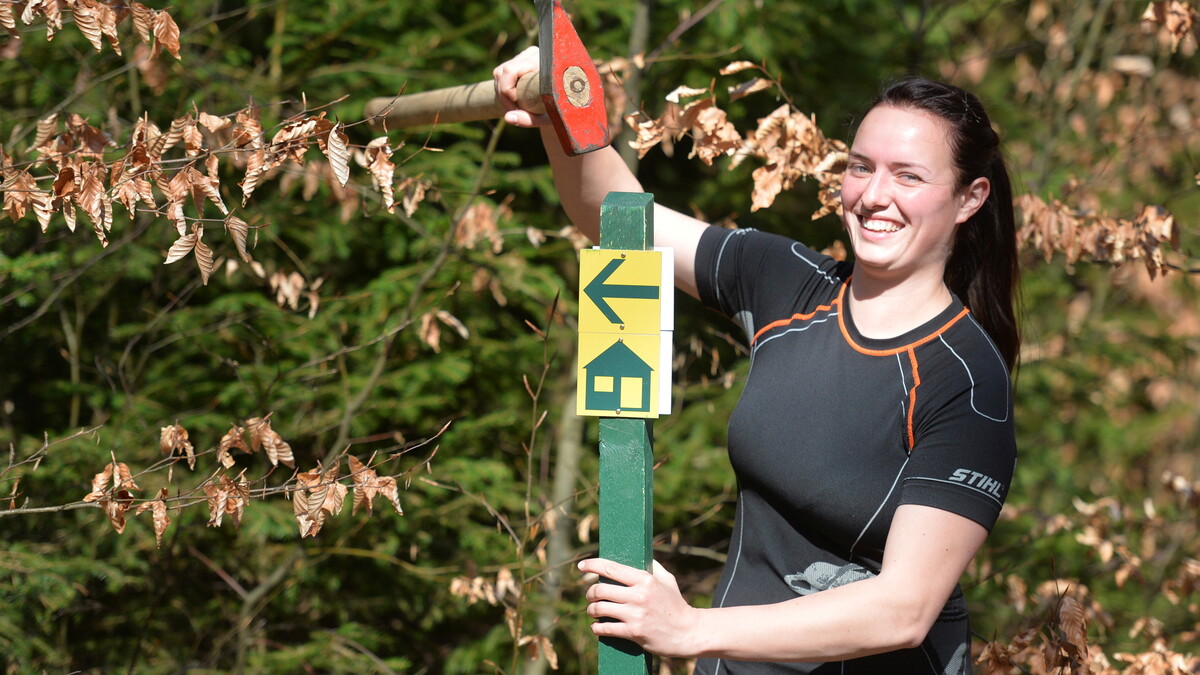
[{"left": 950, "top": 469, "right": 1004, "bottom": 497}]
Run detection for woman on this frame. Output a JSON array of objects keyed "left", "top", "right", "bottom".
[{"left": 495, "top": 47, "right": 1019, "bottom": 674}]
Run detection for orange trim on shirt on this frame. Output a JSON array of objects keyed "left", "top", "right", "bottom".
[
  {"left": 906, "top": 348, "right": 920, "bottom": 451},
  {"left": 750, "top": 303, "right": 837, "bottom": 345},
  {"left": 834, "top": 281, "right": 971, "bottom": 356}
]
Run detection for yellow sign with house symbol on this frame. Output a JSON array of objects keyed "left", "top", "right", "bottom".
[{"left": 577, "top": 249, "right": 668, "bottom": 418}]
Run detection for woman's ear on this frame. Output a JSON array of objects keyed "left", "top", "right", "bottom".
[{"left": 955, "top": 177, "right": 990, "bottom": 224}]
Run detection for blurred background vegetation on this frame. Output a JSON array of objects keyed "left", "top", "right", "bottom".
[{"left": 0, "top": 0, "right": 1197, "bottom": 672}]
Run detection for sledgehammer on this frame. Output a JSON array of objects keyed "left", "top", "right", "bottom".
[{"left": 363, "top": 0, "right": 609, "bottom": 156}]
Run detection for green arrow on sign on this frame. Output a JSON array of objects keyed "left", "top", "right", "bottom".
[{"left": 584, "top": 258, "right": 659, "bottom": 324}]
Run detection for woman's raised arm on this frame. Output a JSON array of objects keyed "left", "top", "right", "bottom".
[{"left": 493, "top": 46, "right": 710, "bottom": 298}]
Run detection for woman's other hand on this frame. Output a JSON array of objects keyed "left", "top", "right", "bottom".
[{"left": 578, "top": 558, "right": 701, "bottom": 658}]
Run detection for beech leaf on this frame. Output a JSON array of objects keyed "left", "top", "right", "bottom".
[
  {"left": 164, "top": 231, "right": 197, "bottom": 265},
  {"left": 135, "top": 488, "right": 170, "bottom": 548},
  {"left": 728, "top": 77, "right": 773, "bottom": 102},
  {"left": 130, "top": 2, "right": 154, "bottom": 43},
  {"left": 83, "top": 464, "right": 115, "bottom": 502},
  {"left": 194, "top": 236, "right": 214, "bottom": 286},
  {"left": 71, "top": 0, "right": 106, "bottom": 53},
  {"left": 719, "top": 60, "right": 759, "bottom": 75},
  {"left": 152, "top": 9, "right": 181, "bottom": 59},
  {"left": 325, "top": 122, "right": 351, "bottom": 187}
]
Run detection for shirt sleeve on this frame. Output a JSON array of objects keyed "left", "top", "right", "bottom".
[
  {"left": 694, "top": 227, "right": 850, "bottom": 341},
  {"left": 897, "top": 327, "right": 1018, "bottom": 531}
]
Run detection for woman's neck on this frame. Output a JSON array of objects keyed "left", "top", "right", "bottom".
[{"left": 847, "top": 265, "right": 953, "bottom": 339}]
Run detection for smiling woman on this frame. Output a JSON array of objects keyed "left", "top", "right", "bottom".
[{"left": 495, "top": 45, "right": 1020, "bottom": 674}]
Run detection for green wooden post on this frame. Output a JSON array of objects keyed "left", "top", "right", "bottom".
[{"left": 596, "top": 192, "right": 654, "bottom": 674}]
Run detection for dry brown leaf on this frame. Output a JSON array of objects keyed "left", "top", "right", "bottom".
[
  {"left": 83, "top": 463, "right": 115, "bottom": 502},
  {"left": 292, "top": 468, "right": 326, "bottom": 537},
  {"left": 182, "top": 122, "right": 204, "bottom": 157},
  {"left": 419, "top": 311, "right": 441, "bottom": 353},
  {"left": 664, "top": 84, "right": 710, "bottom": 103},
  {"left": 152, "top": 8, "right": 181, "bottom": 59},
  {"left": 269, "top": 270, "right": 305, "bottom": 310},
  {"left": 76, "top": 162, "right": 111, "bottom": 245},
  {"left": 216, "top": 447, "right": 236, "bottom": 469},
  {"left": 719, "top": 60, "right": 759, "bottom": 75},
  {"left": 1142, "top": 1, "right": 1199, "bottom": 52},
  {"left": 727, "top": 77, "right": 773, "bottom": 102},
  {"left": 33, "top": 114, "right": 57, "bottom": 148},
  {"left": 324, "top": 122, "right": 350, "bottom": 187},
  {"left": 239, "top": 148, "right": 266, "bottom": 205},
  {"left": 363, "top": 137, "right": 395, "bottom": 212},
  {"left": 225, "top": 215, "right": 253, "bottom": 262},
  {"left": 198, "top": 111, "right": 230, "bottom": 133},
  {"left": 194, "top": 232, "right": 214, "bottom": 285},
  {"left": 348, "top": 455, "right": 403, "bottom": 516},
  {"left": 261, "top": 426, "right": 295, "bottom": 469},
  {"left": 623, "top": 112, "right": 665, "bottom": 159},
  {"left": 244, "top": 413, "right": 271, "bottom": 449},
  {"left": 71, "top": 0, "right": 106, "bottom": 53},
  {"left": 204, "top": 481, "right": 228, "bottom": 527},
  {"left": 159, "top": 423, "right": 195, "bottom": 469},
  {"left": 172, "top": 165, "right": 227, "bottom": 216},
  {"left": 436, "top": 310, "right": 469, "bottom": 341},
  {"left": 455, "top": 200, "right": 505, "bottom": 253},
  {"left": 134, "top": 487, "right": 170, "bottom": 548},
  {"left": 151, "top": 115, "right": 187, "bottom": 160},
  {"left": 2, "top": 170, "right": 50, "bottom": 225},
  {"left": 163, "top": 230, "right": 197, "bottom": 265},
  {"left": 95, "top": 1, "right": 121, "bottom": 55},
  {"left": 688, "top": 106, "right": 742, "bottom": 166},
  {"left": 1058, "top": 595, "right": 1089, "bottom": 658},
  {"left": 0, "top": 2, "right": 15, "bottom": 36},
  {"left": 111, "top": 168, "right": 156, "bottom": 218},
  {"left": 103, "top": 490, "right": 135, "bottom": 534},
  {"left": 130, "top": 2, "right": 154, "bottom": 43}
]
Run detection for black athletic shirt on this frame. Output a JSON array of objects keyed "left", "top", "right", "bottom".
[{"left": 691, "top": 227, "right": 1017, "bottom": 675}]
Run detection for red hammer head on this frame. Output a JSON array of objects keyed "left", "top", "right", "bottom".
[{"left": 537, "top": 0, "right": 610, "bottom": 155}]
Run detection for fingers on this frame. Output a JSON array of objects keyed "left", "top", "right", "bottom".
[
  {"left": 493, "top": 46, "right": 548, "bottom": 128},
  {"left": 577, "top": 557, "right": 645, "bottom": 586}
]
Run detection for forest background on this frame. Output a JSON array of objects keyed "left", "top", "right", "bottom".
[{"left": 1, "top": 0, "right": 1198, "bottom": 673}]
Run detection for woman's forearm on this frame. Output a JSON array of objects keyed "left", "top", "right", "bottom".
[
  {"left": 683, "top": 576, "right": 930, "bottom": 662},
  {"left": 539, "top": 126, "right": 645, "bottom": 242}
]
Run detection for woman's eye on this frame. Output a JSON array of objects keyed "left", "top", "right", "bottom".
[
  {"left": 898, "top": 173, "right": 921, "bottom": 184},
  {"left": 849, "top": 163, "right": 870, "bottom": 175}
]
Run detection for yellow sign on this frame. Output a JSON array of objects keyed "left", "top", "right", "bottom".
[
  {"left": 577, "top": 334, "right": 660, "bottom": 418},
  {"left": 579, "top": 250, "right": 662, "bottom": 335}
]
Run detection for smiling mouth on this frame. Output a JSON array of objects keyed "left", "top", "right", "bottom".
[{"left": 860, "top": 217, "right": 904, "bottom": 233}]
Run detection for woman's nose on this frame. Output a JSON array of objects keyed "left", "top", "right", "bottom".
[{"left": 859, "top": 173, "right": 888, "bottom": 209}]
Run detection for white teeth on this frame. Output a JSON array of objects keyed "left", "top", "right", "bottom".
[{"left": 862, "top": 218, "right": 902, "bottom": 233}]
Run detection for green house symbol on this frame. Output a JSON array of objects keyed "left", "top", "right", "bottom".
[{"left": 583, "top": 341, "right": 654, "bottom": 413}]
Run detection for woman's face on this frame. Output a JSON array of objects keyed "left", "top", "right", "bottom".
[{"left": 840, "top": 105, "right": 988, "bottom": 284}]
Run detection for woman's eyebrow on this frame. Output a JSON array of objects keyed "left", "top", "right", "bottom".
[{"left": 848, "top": 151, "right": 931, "bottom": 172}]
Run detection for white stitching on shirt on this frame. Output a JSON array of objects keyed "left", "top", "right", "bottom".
[
  {"left": 849, "top": 456, "right": 910, "bottom": 557},
  {"left": 937, "top": 334, "right": 1009, "bottom": 422},
  {"left": 712, "top": 489, "right": 749, "bottom": 675},
  {"left": 789, "top": 242, "right": 840, "bottom": 286}
]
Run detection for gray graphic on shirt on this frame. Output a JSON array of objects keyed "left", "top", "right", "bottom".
[{"left": 784, "top": 561, "right": 875, "bottom": 595}]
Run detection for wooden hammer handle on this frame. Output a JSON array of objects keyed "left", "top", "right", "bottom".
[{"left": 364, "top": 71, "right": 543, "bottom": 128}]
